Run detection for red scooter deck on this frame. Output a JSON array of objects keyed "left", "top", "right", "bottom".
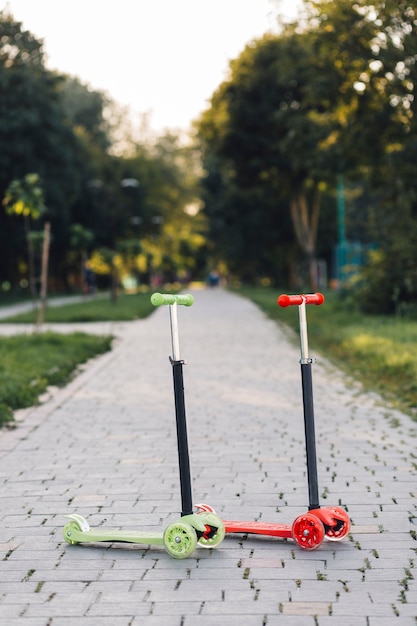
[
  {"left": 198, "top": 504, "right": 350, "bottom": 550},
  {"left": 223, "top": 520, "right": 293, "bottom": 538}
]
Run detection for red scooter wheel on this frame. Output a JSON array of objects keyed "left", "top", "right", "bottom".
[
  {"left": 292, "top": 513, "right": 325, "bottom": 550},
  {"left": 323, "top": 506, "right": 351, "bottom": 541}
]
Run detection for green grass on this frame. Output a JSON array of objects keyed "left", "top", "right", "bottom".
[
  {"left": 235, "top": 286, "right": 417, "bottom": 421},
  {"left": 0, "top": 292, "right": 155, "bottom": 323},
  {"left": 0, "top": 291, "right": 158, "bottom": 426},
  {"left": 0, "top": 332, "right": 113, "bottom": 426}
]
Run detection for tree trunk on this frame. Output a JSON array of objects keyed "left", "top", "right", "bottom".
[
  {"left": 37, "top": 222, "right": 51, "bottom": 328},
  {"left": 289, "top": 187, "right": 321, "bottom": 291},
  {"left": 24, "top": 216, "right": 37, "bottom": 308},
  {"left": 110, "top": 259, "right": 118, "bottom": 303}
]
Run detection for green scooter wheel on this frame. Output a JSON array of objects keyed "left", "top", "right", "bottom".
[
  {"left": 63, "top": 521, "right": 81, "bottom": 545},
  {"left": 163, "top": 521, "right": 198, "bottom": 559},
  {"left": 197, "top": 513, "right": 225, "bottom": 548}
]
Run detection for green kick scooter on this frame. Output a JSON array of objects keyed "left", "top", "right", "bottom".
[{"left": 63, "top": 292, "right": 225, "bottom": 559}]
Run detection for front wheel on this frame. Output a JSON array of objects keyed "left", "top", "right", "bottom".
[
  {"left": 324, "top": 506, "right": 351, "bottom": 541},
  {"left": 163, "top": 521, "right": 198, "bottom": 559},
  {"left": 292, "top": 513, "right": 325, "bottom": 551},
  {"left": 197, "top": 513, "right": 225, "bottom": 549}
]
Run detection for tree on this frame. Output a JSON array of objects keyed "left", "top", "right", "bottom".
[
  {"left": 112, "top": 134, "right": 207, "bottom": 284},
  {"left": 69, "top": 224, "right": 95, "bottom": 293},
  {"left": 3, "top": 173, "right": 46, "bottom": 299},
  {"left": 0, "top": 11, "right": 207, "bottom": 293},
  {"left": 198, "top": 32, "right": 343, "bottom": 287},
  {"left": 0, "top": 10, "right": 86, "bottom": 288},
  {"left": 198, "top": 0, "right": 417, "bottom": 293},
  {"left": 59, "top": 76, "right": 111, "bottom": 153},
  {"left": 307, "top": 0, "right": 417, "bottom": 311}
]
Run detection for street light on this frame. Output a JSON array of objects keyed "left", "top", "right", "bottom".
[
  {"left": 87, "top": 177, "right": 140, "bottom": 299},
  {"left": 121, "top": 178, "right": 140, "bottom": 189},
  {"left": 336, "top": 172, "right": 346, "bottom": 284}
]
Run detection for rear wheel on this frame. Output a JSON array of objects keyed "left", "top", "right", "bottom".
[
  {"left": 292, "top": 513, "right": 325, "bottom": 550},
  {"left": 63, "top": 521, "right": 81, "bottom": 545}
]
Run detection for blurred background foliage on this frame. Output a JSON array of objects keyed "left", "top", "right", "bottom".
[{"left": 1, "top": 1, "right": 417, "bottom": 315}]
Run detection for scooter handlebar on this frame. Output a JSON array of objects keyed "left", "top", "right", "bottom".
[
  {"left": 277, "top": 293, "right": 325, "bottom": 307},
  {"left": 151, "top": 292, "right": 194, "bottom": 307}
]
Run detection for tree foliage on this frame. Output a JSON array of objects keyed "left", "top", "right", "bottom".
[
  {"left": 3, "top": 173, "right": 46, "bottom": 219},
  {"left": 305, "top": 0, "right": 417, "bottom": 311},
  {"left": 0, "top": 10, "right": 204, "bottom": 293},
  {"left": 197, "top": 0, "right": 417, "bottom": 301},
  {"left": 197, "top": 29, "right": 351, "bottom": 287},
  {"left": 3, "top": 173, "right": 47, "bottom": 298},
  {"left": 0, "top": 11, "right": 88, "bottom": 286},
  {"left": 2, "top": 3, "right": 416, "bottom": 308}
]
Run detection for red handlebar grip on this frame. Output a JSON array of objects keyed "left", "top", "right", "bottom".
[{"left": 277, "top": 293, "right": 325, "bottom": 307}]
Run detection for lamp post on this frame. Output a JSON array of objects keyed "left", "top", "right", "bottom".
[
  {"left": 336, "top": 172, "right": 346, "bottom": 285},
  {"left": 121, "top": 178, "right": 140, "bottom": 189},
  {"left": 88, "top": 177, "right": 140, "bottom": 299},
  {"left": 149, "top": 215, "right": 164, "bottom": 286}
]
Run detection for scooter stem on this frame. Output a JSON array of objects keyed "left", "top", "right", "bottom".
[
  {"left": 278, "top": 293, "right": 325, "bottom": 511},
  {"left": 152, "top": 293, "right": 195, "bottom": 518},
  {"left": 172, "top": 359, "right": 194, "bottom": 517},
  {"left": 167, "top": 301, "right": 193, "bottom": 515},
  {"left": 169, "top": 302, "right": 181, "bottom": 361},
  {"left": 301, "top": 362, "right": 320, "bottom": 510},
  {"left": 298, "top": 301, "right": 309, "bottom": 363},
  {"left": 298, "top": 300, "right": 320, "bottom": 510}
]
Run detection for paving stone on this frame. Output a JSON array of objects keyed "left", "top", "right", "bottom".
[
  {"left": 0, "top": 288, "right": 416, "bottom": 624},
  {"left": 280, "top": 601, "right": 331, "bottom": 616},
  {"left": 0, "top": 612, "right": 48, "bottom": 626}
]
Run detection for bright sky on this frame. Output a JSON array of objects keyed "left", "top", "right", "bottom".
[{"left": 2, "top": 0, "right": 301, "bottom": 134}]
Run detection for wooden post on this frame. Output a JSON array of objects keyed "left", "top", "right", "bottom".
[{"left": 37, "top": 222, "right": 51, "bottom": 328}]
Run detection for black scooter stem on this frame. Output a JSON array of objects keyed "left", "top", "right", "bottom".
[
  {"left": 301, "top": 362, "right": 320, "bottom": 510},
  {"left": 278, "top": 293, "right": 325, "bottom": 511},
  {"left": 150, "top": 293, "right": 196, "bottom": 518},
  {"left": 171, "top": 359, "right": 194, "bottom": 517}
]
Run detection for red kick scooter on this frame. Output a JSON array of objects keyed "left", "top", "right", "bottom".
[{"left": 198, "top": 293, "right": 350, "bottom": 550}]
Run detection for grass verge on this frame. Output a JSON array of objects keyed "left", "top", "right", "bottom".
[
  {"left": 235, "top": 286, "right": 417, "bottom": 421},
  {"left": 0, "top": 291, "right": 160, "bottom": 427},
  {"left": 0, "top": 332, "right": 113, "bottom": 426}
]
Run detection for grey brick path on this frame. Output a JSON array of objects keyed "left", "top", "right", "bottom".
[{"left": 0, "top": 288, "right": 416, "bottom": 625}]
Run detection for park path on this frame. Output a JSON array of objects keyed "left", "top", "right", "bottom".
[{"left": 0, "top": 287, "right": 416, "bottom": 625}]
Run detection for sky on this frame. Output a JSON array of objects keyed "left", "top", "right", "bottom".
[{"left": 1, "top": 0, "right": 302, "bottom": 135}]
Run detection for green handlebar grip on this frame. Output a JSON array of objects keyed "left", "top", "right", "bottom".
[{"left": 151, "top": 292, "right": 194, "bottom": 307}]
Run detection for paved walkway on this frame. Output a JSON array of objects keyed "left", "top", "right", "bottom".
[{"left": 0, "top": 288, "right": 416, "bottom": 625}]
